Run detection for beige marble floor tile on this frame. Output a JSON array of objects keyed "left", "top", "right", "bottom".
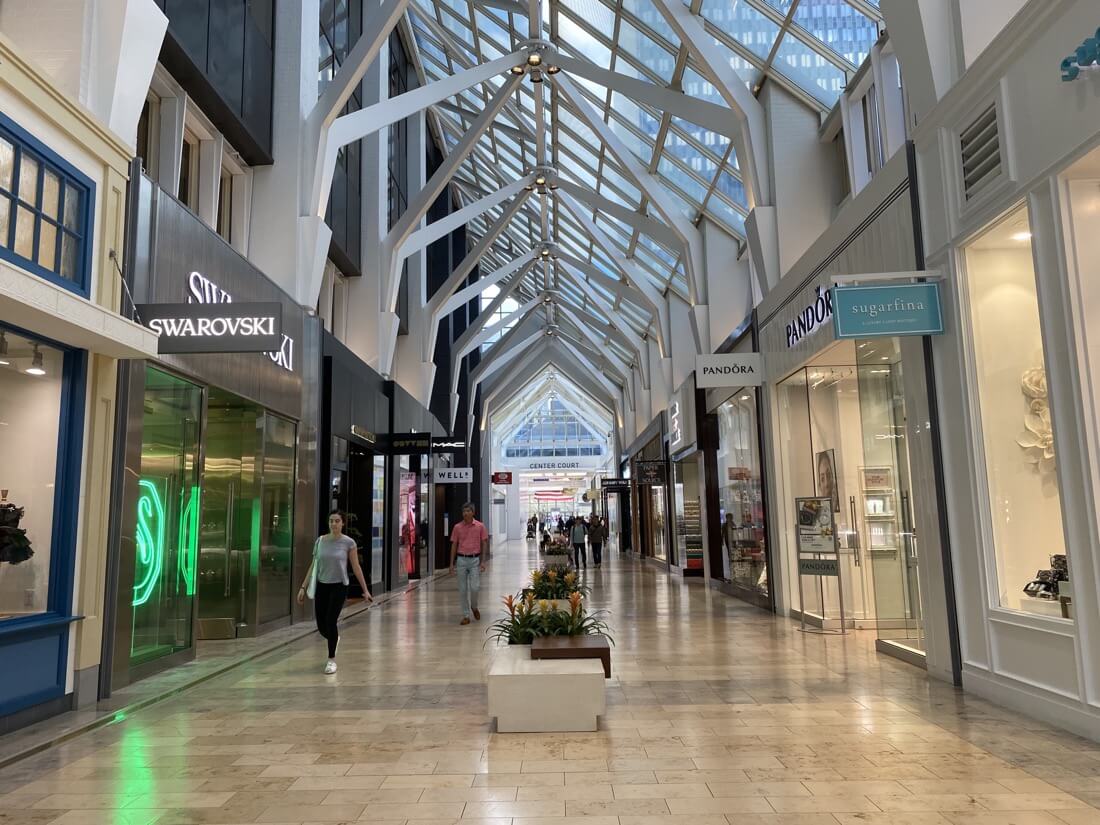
[
  {"left": 664, "top": 796, "right": 775, "bottom": 814},
  {"left": 321, "top": 788, "right": 429, "bottom": 804},
  {"left": 802, "top": 780, "right": 910, "bottom": 796},
  {"left": 381, "top": 775, "right": 477, "bottom": 789},
  {"left": 941, "top": 813, "right": 1073, "bottom": 825},
  {"left": 724, "top": 816, "right": 843, "bottom": 825},
  {"left": 516, "top": 785, "right": 614, "bottom": 801},
  {"left": 355, "top": 801, "right": 467, "bottom": 818},
  {"left": 611, "top": 782, "right": 712, "bottom": 799},
  {"left": 423, "top": 787, "right": 520, "bottom": 802},
  {"left": 474, "top": 774, "right": 564, "bottom": 788},
  {"left": 565, "top": 798, "right": 672, "bottom": 816},
  {"left": 520, "top": 760, "right": 607, "bottom": 774},
  {"left": 764, "top": 795, "right": 880, "bottom": 813},
  {"left": 289, "top": 776, "right": 388, "bottom": 791},
  {"left": 1052, "top": 811, "right": 1100, "bottom": 825},
  {"left": 866, "top": 794, "right": 986, "bottom": 812},
  {"left": 35, "top": 812, "right": 165, "bottom": 825},
  {"left": 255, "top": 802, "right": 366, "bottom": 821},
  {"left": 31, "top": 793, "right": 140, "bottom": 810},
  {"left": 833, "top": 814, "right": 953, "bottom": 825},
  {"left": 512, "top": 817, "right": 620, "bottom": 825},
  {"left": 707, "top": 781, "right": 809, "bottom": 797},
  {"left": 463, "top": 800, "right": 566, "bottom": 818},
  {"left": 563, "top": 771, "right": 657, "bottom": 786},
  {"left": 259, "top": 764, "right": 352, "bottom": 778},
  {"left": 971, "top": 793, "right": 1090, "bottom": 811}
]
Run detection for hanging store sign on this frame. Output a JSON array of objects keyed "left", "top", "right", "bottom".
[
  {"left": 1061, "top": 27, "right": 1100, "bottom": 81},
  {"left": 601, "top": 477, "right": 630, "bottom": 491},
  {"left": 434, "top": 467, "right": 473, "bottom": 484},
  {"left": 432, "top": 437, "right": 466, "bottom": 452},
  {"left": 350, "top": 425, "right": 376, "bottom": 444},
  {"left": 136, "top": 302, "right": 283, "bottom": 354},
  {"left": 832, "top": 283, "right": 944, "bottom": 339},
  {"left": 635, "top": 461, "right": 667, "bottom": 486},
  {"left": 785, "top": 286, "right": 834, "bottom": 349},
  {"left": 381, "top": 432, "right": 433, "bottom": 453},
  {"left": 492, "top": 472, "right": 513, "bottom": 485},
  {"left": 695, "top": 353, "right": 763, "bottom": 388},
  {"left": 186, "top": 271, "right": 295, "bottom": 370}
]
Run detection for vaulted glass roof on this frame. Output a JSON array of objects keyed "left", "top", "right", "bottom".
[{"left": 407, "top": 0, "right": 882, "bottom": 349}]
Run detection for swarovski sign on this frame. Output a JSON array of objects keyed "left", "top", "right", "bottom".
[
  {"left": 186, "top": 271, "right": 295, "bottom": 371},
  {"left": 136, "top": 302, "right": 283, "bottom": 355},
  {"left": 695, "top": 353, "right": 763, "bottom": 388}
]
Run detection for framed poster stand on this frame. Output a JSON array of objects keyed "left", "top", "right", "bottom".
[{"left": 795, "top": 496, "right": 846, "bottom": 635}]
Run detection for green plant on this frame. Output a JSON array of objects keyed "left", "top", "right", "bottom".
[
  {"left": 527, "top": 567, "right": 588, "bottom": 600},
  {"left": 488, "top": 592, "right": 613, "bottom": 645}
]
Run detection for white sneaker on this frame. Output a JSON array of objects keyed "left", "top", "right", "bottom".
[{"left": 324, "top": 660, "right": 337, "bottom": 674}]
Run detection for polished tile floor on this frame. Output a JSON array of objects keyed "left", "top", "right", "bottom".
[{"left": 2, "top": 541, "right": 1100, "bottom": 825}]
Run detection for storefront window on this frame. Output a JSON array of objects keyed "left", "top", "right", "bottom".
[
  {"left": 131, "top": 368, "right": 202, "bottom": 664},
  {"left": 672, "top": 456, "right": 704, "bottom": 572},
  {"left": 0, "top": 329, "right": 64, "bottom": 620},
  {"left": 258, "top": 414, "right": 295, "bottom": 624},
  {"left": 777, "top": 339, "right": 924, "bottom": 647},
  {"left": 371, "top": 455, "right": 385, "bottom": 589},
  {"left": 964, "top": 206, "right": 1069, "bottom": 618},
  {"left": 716, "top": 390, "right": 769, "bottom": 600}
]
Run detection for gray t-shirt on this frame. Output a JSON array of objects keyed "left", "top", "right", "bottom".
[{"left": 314, "top": 534, "right": 356, "bottom": 584}]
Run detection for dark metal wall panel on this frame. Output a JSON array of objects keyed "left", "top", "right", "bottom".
[{"left": 131, "top": 176, "right": 305, "bottom": 420}]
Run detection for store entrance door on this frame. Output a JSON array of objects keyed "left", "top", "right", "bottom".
[
  {"left": 198, "top": 389, "right": 262, "bottom": 640},
  {"left": 777, "top": 338, "right": 923, "bottom": 650}
]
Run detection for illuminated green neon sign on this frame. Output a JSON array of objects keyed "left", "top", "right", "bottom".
[
  {"left": 133, "top": 479, "right": 165, "bottom": 607},
  {"left": 178, "top": 486, "right": 200, "bottom": 596}
]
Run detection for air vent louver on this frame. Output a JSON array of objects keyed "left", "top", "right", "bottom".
[{"left": 960, "top": 103, "right": 1002, "bottom": 202}]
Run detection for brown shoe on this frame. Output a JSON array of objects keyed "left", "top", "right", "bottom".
[
  {"left": 472, "top": 608, "right": 481, "bottom": 621},
  {"left": 460, "top": 617, "right": 471, "bottom": 625}
]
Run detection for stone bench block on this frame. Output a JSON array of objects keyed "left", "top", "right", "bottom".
[{"left": 487, "top": 645, "right": 605, "bottom": 733}]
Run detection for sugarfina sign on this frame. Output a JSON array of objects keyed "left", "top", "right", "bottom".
[
  {"left": 832, "top": 283, "right": 944, "bottom": 339},
  {"left": 695, "top": 353, "right": 762, "bottom": 388},
  {"left": 136, "top": 302, "right": 283, "bottom": 355},
  {"left": 187, "top": 270, "right": 295, "bottom": 371},
  {"left": 785, "top": 286, "right": 834, "bottom": 349}
]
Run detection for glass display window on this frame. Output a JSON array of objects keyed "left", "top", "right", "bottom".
[
  {"left": 130, "top": 367, "right": 202, "bottom": 664},
  {"left": 963, "top": 205, "right": 1069, "bottom": 618},
  {"left": 672, "top": 455, "right": 704, "bottom": 573},
  {"left": 776, "top": 338, "right": 924, "bottom": 648},
  {"left": 716, "top": 390, "right": 769, "bottom": 601},
  {"left": 0, "top": 328, "right": 65, "bottom": 621}
]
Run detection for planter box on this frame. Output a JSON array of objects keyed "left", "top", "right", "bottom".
[
  {"left": 532, "top": 634, "right": 611, "bottom": 678},
  {"left": 488, "top": 645, "right": 604, "bottom": 732},
  {"left": 543, "top": 553, "right": 571, "bottom": 566}
]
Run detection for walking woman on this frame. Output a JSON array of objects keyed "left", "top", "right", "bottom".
[{"left": 297, "top": 511, "right": 372, "bottom": 674}]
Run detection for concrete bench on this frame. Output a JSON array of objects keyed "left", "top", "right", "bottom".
[
  {"left": 487, "top": 645, "right": 605, "bottom": 733},
  {"left": 532, "top": 635, "right": 611, "bottom": 678}
]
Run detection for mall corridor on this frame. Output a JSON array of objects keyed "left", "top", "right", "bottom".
[{"left": 0, "top": 542, "right": 1096, "bottom": 825}]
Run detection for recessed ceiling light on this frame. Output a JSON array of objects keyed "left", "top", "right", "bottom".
[{"left": 1011, "top": 231, "right": 1032, "bottom": 242}]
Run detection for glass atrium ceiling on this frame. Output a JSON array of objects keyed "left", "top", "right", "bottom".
[{"left": 406, "top": 0, "right": 883, "bottom": 342}]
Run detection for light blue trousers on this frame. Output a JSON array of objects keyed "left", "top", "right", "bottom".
[{"left": 456, "top": 554, "right": 480, "bottom": 618}]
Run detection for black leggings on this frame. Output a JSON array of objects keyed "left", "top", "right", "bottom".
[{"left": 314, "top": 581, "right": 348, "bottom": 658}]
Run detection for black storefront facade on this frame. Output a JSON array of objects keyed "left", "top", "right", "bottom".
[
  {"left": 320, "top": 332, "right": 447, "bottom": 599},
  {"left": 102, "top": 172, "right": 320, "bottom": 691}
]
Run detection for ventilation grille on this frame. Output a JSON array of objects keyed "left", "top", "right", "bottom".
[{"left": 960, "top": 103, "right": 1002, "bottom": 202}]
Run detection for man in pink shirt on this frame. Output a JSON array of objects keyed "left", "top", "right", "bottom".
[{"left": 449, "top": 502, "right": 489, "bottom": 625}]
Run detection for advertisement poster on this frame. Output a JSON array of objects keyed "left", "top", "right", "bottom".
[
  {"left": 399, "top": 471, "right": 417, "bottom": 575},
  {"left": 795, "top": 496, "right": 837, "bottom": 555}
]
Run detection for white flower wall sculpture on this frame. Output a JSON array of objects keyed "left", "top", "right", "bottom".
[{"left": 1017, "top": 367, "right": 1055, "bottom": 472}]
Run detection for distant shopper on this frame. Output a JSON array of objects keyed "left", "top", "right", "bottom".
[
  {"left": 570, "top": 516, "right": 589, "bottom": 569},
  {"left": 557, "top": 516, "right": 565, "bottom": 535},
  {"left": 298, "top": 510, "right": 372, "bottom": 675},
  {"left": 589, "top": 516, "right": 607, "bottom": 568},
  {"left": 449, "top": 502, "right": 488, "bottom": 625}
]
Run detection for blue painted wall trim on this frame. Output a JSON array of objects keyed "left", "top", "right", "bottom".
[{"left": 0, "top": 323, "right": 88, "bottom": 718}]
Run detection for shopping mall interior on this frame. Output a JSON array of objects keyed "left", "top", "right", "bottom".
[{"left": 3, "top": 0, "right": 1100, "bottom": 822}]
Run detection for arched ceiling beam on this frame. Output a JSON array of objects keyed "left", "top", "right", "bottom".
[
  {"left": 555, "top": 193, "right": 670, "bottom": 356},
  {"left": 554, "top": 180, "right": 682, "bottom": 253},
  {"left": 651, "top": 0, "right": 770, "bottom": 210},
  {"left": 552, "top": 73, "right": 705, "bottom": 319},
  {"left": 423, "top": 194, "right": 534, "bottom": 359}
]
